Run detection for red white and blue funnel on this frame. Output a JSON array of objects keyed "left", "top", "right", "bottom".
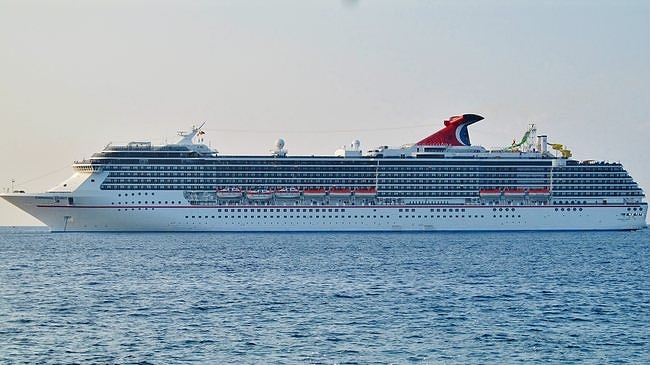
[{"left": 416, "top": 114, "right": 484, "bottom": 146}]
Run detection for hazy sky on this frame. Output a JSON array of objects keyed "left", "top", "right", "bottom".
[{"left": 1, "top": 0, "right": 649, "bottom": 225}]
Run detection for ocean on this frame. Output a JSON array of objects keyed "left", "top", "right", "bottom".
[{"left": 1, "top": 227, "right": 648, "bottom": 364}]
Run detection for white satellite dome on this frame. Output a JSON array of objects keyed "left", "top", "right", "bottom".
[{"left": 352, "top": 139, "right": 361, "bottom": 151}]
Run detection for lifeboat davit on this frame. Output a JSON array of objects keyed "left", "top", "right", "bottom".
[
  {"left": 246, "top": 189, "right": 273, "bottom": 200},
  {"left": 503, "top": 188, "right": 526, "bottom": 198},
  {"left": 329, "top": 188, "right": 352, "bottom": 198},
  {"left": 275, "top": 187, "right": 300, "bottom": 199},
  {"left": 217, "top": 187, "right": 243, "bottom": 199}
]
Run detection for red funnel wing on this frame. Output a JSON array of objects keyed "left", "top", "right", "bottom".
[{"left": 416, "top": 114, "right": 484, "bottom": 146}]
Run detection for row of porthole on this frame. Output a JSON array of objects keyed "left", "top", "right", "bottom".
[
  {"left": 493, "top": 207, "right": 516, "bottom": 212},
  {"left": 186, "top": 215, "right": 378, "bottom": 220},
  {"left": 181, "top": 214, "right": 492, "bottom": 220},
  {"left": 400, "top": 215, "right": 485, "bottom": 219},
  {"left": 211, "top": 207, "right": 347, "bottom": 213},
  {"left": 117, "top": 192, "right": 155, "bottom": 197},
  {"left": 555, "top": 207, "right": 583, "bottom": 211},
  {"left": 111, "top": 201, "right": 182, "bottom": 205},
  {"left": 431, "top": 215, "right": 485, "bottom": 219},
  {"left": 430, "top": 208, "right": 467, "bottom": 213}
]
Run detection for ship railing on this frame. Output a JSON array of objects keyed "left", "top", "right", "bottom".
[{"left": 72, "top": 163, "right": 103, "bottom": 172}]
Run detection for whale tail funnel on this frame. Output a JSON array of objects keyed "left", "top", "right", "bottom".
[{"left": 416, "top": 114, "right": 484, "bottom": 146}]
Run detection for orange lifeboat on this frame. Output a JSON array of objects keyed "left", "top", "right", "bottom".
[
  {"left": 303, "top": 188, "right": 327, "bottom": 198},
  {"left": 246, "top": 189, "right": 273, "bottom": 200},
  {"left": 329, "top": 188, "right": 352, "bottom": 198},
  {"left": 479, "top": 189, "right": 501, "bottom": 198},
  {"left": 275, "top": 187, "right": 300, "bottom": 199}
]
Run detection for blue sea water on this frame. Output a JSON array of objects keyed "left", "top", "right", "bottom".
[{"left": 0, "top": 227, "right": 649, "bottom": 364}]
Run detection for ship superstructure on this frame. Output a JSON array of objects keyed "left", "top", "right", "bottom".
[{"left": 2, "top": 114, "right": 646, "bottom": 231}]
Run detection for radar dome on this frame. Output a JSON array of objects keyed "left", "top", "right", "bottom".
[
  {"left": 275, "top": 138, "right": 285, "bottom": 150},
  {"left": 352, "top": 139, "right": 361, "bottom": 151}
]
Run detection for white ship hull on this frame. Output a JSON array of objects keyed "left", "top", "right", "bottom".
[
  {"left": 3, "top": 118, "right": 647, "bottom": 232},
  {"left": 3, "top": 192, "right": 646, "bottom": 232}
]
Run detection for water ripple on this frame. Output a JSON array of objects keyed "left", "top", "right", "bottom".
[{"left": 0, "top": 227, "right": 648, "bottom": 363}]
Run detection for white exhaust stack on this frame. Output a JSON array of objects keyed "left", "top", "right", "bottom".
[{"left": 537, "top": 135, "right": 548, "bottom": 154}]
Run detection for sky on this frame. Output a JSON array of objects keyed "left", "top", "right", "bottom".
[{"left": 1, "top": 0, "right": 648, "bottom": 225}]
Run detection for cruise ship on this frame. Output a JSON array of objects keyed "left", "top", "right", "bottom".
[{"left": 2, "top": 114, "right": 646, "bottom": 232}]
